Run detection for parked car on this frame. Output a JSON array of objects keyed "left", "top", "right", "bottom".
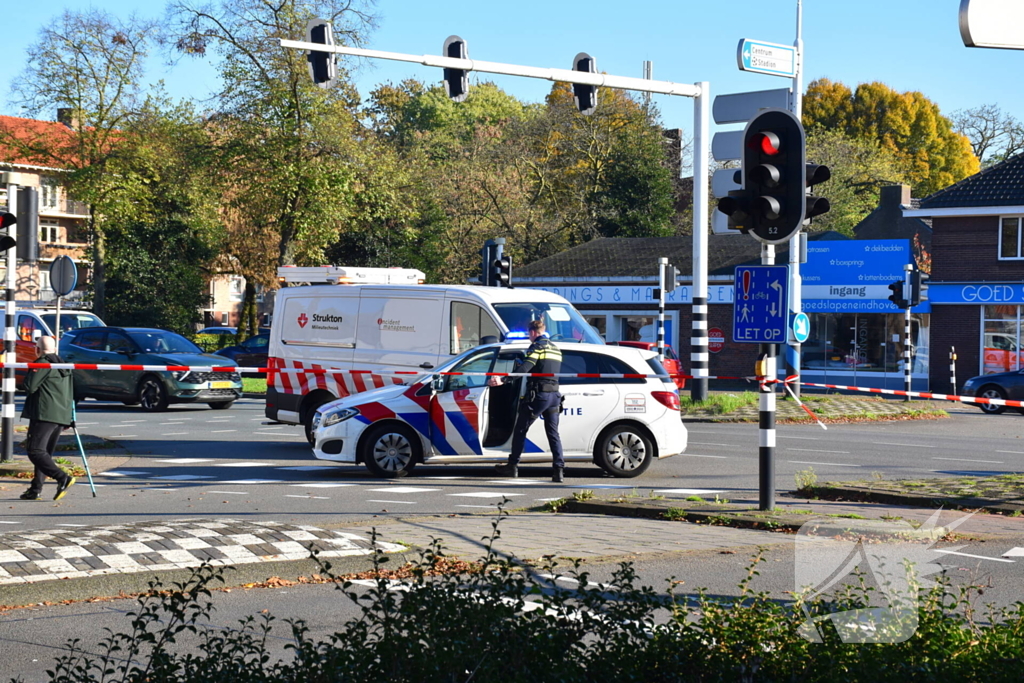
[
  {"left": 59, "top": 327, "right": 243, "bottom": 411},
  {"left": 213, "top": 332, "right": 270, "bottom": 376},
  {"left": 15, "top": 308, "right": 104, "bottom": 386},
  {"left": 311, "top": 341, "right": 687, "bottom": 478},
  {"left": 961, "top": 369, "right": 1024, "bottom": 415},
  {"left": 197, "top": 326, "right": 238, "bottom": 337},
  {"left": 608, "top": 341, "right": 686, "bottom": 390}
]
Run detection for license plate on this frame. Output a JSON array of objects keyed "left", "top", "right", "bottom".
[{"left": 210, "top": 381, "right": 234, "bottom": 389}]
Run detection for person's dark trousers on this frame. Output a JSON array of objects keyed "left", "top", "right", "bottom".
[
  {"left": 508, "top": 391, "right": 564, "bottom": 469},
  {"left": 26, "top": 420, "right": 66, "bottom": 494}
]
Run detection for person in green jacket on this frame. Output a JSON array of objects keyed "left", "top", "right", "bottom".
[{"left": 20, "top": 335, "right": 76, "bottom": 501}]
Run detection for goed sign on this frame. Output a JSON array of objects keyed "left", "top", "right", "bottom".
[{"left": 708, "top": 327, "right": 725, "bottom": 353}]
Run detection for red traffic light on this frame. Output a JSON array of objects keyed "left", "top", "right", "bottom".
[{"left": 750, "top": 131, "right": 781, "bottom": 156}]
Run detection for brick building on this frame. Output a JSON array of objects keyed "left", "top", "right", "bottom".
[{"left": 905, "top": 153, "right": 1024, "bottom": 389}]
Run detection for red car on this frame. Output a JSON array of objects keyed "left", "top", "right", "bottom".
[{"left": 608, "top": 341, "right": 686, "bottom": 390}]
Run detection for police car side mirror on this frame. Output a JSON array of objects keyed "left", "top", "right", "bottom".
[{"left": 431, "top": 375, "right": 444, "bottom": 392}]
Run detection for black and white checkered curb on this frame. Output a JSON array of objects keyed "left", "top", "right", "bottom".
[{"left": 0, "top": 519, "right": 405, "bottom": 585}]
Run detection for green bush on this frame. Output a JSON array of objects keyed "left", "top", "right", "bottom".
[
  {"left": 192, "top": 333, "right": 231, "bottom": 353},
  {"left": 40, "top": 509, "right": 1024, "bottom": 683}
]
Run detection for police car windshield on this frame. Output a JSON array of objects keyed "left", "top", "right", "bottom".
[
  {"left": 126, "top": 331, "right": 202, "bottom": 355},
  {"left": 493, "top": 303, "right": 602, "bottom": 344}
]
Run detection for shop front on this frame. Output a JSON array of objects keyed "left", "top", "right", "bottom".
[{"left": 928, "top": 284, "right": 1024, "bottom": 377}]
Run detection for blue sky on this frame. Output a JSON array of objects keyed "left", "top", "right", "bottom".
[{"left": 4, "top": 0, "right": 1024, "bottom": 142}]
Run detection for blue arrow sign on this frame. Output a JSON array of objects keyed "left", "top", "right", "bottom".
[
  {"left": 737, "top": 39, "right": 797, "bottom": 78},
  {"left": 792, "top": 312, "right": 810, "bottom": 343},
  {"left": 733, "top": 266, "right": 790, "bottom": 344}
]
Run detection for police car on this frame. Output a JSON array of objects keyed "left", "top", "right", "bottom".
[{"left": 311, "top": 341, "right": 688, "bottom": 478}]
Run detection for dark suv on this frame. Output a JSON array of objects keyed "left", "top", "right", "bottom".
[{"left": 60, "top": 327, "right": 243, "bottom": 411}]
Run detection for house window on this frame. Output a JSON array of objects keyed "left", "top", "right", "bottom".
[
  {"left": 39, "top": 220, "right": 60, "bottom": 243},
  {"left": 229, "top": 276, "right": 244, "bottom": 302},
  {"left": 39, "top": 271, "right": 52, "bottom": 292},
  {"left": 999, "top": 217, "right": 1024, "bottom": 259},
  {"left": 40, "top": 180, "right": 59, "bottom": 210}
]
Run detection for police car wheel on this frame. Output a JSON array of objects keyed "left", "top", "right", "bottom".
[
  {"left": 978, "top": 386, "right": 1007, "bottom": 415},
  {"left": 361, "top": 423, "right": 419, "bottom": 478},
  {"left": 595, "top": 425, "right": 653, "bottom": 478}
]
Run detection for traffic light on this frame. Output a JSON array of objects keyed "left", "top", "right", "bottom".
[
  {"left": 478, "top": 240, "right": 497, "bottom": 286},
  {"left": 17, "top": 186, "right": 38, "bottom": 262},
  {"left": 805, "top": 163, "right": 832, "bottom": 221},
  {"left": 908, "top": 270, "right": 922, "bottom": 307},
  {"left": 571, "top": 52, "right": 597, "bottom": 115},
  {"left": 305, "top": 19, "right": 336, "bottom": 88},
  {"left": 664, "top": 265, "right": 679, "bottom": 293},
  {"left": 0, "top": 213, "right": 16, "bottom": 251},
  {"left": 717, "top": 108, "right": 807, "bottom": 245},
  {"left": 442, "top": 36, "right": 469, "bottom": 102},
  {"left": 887, "top": 280, "right": 908, "bottom": 309},
  {"left": 493, "top": 254, "right": 513, "bottom": 288}
]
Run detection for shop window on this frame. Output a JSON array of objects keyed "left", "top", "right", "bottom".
[
  {"left": 982, "top": 305, "right": 1022, "bottom": 374},
  {"left": 804, "top": 312, "right": 929, "bottom": 376},
  {"left": 999, "top": 217, "right": 1024, "bottom": 260},
  {"left": 583, "top": 315, "right": 607, "bottom": 341},
  {"left": 620, "top": 316, "right": 656, "bottom": 343}
]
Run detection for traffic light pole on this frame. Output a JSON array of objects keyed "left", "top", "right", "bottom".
[
  {"left": 2, "top": 185, "right": 17, "bottom": 463},
  {"left": 280, "top": 38, "right": 713, "bottom": 403},
  {"left": 759, "top": 243, "right": 777, "bottom": 511},
  {"left": 903, "top": 263, "right": 912, "bottom": 402}
]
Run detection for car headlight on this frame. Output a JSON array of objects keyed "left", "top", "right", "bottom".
[
  {"left": 320, "top": 407, "right": 360, "bottom": 428},
  {"left": 962, "top": 378, "right": 977, "bottom": 390},
  {"left": 172, "top": 371, "right": 192, "bottom": 382}
]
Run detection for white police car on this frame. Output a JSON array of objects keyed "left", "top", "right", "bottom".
[{"left": 311, "top": 341, "right": 688, "bottom": 478}]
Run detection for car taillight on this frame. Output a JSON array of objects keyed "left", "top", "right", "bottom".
[{"left": 652, "top": 391, "right": 680, "bottom": 410}]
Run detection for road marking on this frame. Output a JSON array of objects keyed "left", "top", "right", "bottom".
[
  {"left": 205, "top": 490, "right": 248, "bottom": 495},
  {"left": 152, "top": 474, "right": 216, "bottom": 480},
  {"left": 1002, "top": 547, "right": 1024, "bottom": 557},
  {"left": 688, "top": 442, "right": 733, "bottom": 447},
  {"left": 156, "top": 458, "right": 215, "bottom": 463},
  {"left": 76, "top": 422, "right": 98, "bottom": 426},
  {"left": 275, "top": 466, "right": 335, "bottom": 471},
  {"left": 423, "top": 476, "right": 464, "bottom": 479},
  {"left": 787, "top": 461, "right": 861, "bottom": 468},
  {"left": 483, "top": 480, "right": 543, "bottom": 485},
  {"left": 366, "top": 499, "right": 417, "bottom": 505},
  {"left": 455, "top": 505, "right": 497, "bottom": 509},
  {"left": 934, "top": 549, "right": 1014, "bottom": 563},
  {"left": 55, "top": 523, "right": 88, "bottom": 527},
  {"left": 535, "top": 498, "right": 563, "bottom": 502},
  {"left": 160, "top": 421, "right": 187, "bottom": 425},
  {"left": 161, "top": 432, "right": 191, "bottom": 436},
  {"left": 0, "top": 521, "right": 21, "bottom": 524},
  {"left": 285, "top": 494, "right": 329, "bottom": 499},
  {"left": 568, "top": 484, "right": 632, "bottom": 489},
  {"left": 210, "top": 430, "right": 237, "bottom": 434},
  {"left": 654, "top": 488, "right": 726, "bottom": 495},
  {"left": 449, "top": 492, "right": 524, "bottom": 498},
  {"left": 870, "top": 442, "right": 935, "bottom": 448},
  {"left": 995, "top": 450, "right": 1024, "bottom": 455},
  {"left": 116, "top": 435, "right": 138, "bottom": 438},
  {"left": 291, "top": 483, "right": 357, "bottom": 488},
  {"left": 220, "top": 479, "right": 282, "bottom": 484},
  {"left": 680, "top": 454, "right": 728, "bottom": 459},
  {"left": 932, "top": 457, "right": 1004, "bottom": 464},
  {"left": 537, "top": 574, "right": 620, "bottom": 590},
  {"left": 786, "top": 448, "right": 850, "bottom": 454},
  {"left": 215, "top": 462, "right": 272, "bottom": 467},
  {"left": 367, "top": 487, "right": 440, "bottom": 493},
  {"left": 103, "top": 471, "right": 148, "bottom": 477},
  {"left": 777, "top": 436, "right": 822, "bottom": 440}
]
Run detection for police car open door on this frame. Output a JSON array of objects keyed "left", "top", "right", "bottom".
[{"left": 426, "top": 348, "right": 497, "bottom": 457}]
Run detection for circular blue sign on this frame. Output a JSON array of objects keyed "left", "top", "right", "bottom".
[{"left": 792, "top": 312, "right": 810, "bottom": 343}]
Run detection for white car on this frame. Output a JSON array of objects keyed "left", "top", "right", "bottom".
[{"left": 312, "top": 341, "right": 688, "bottom": 478}]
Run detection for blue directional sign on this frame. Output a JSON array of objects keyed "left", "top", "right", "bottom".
[
  {"left": 733, "top": 265, "right": 790, "bottom": 344},
  {"left": 791, "top": 312, "right": 810, "bottom": 343},
  {"left": 737, "top": 39, "right": 797, "bottom": 78}
]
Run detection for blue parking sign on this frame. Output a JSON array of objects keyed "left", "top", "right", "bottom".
[{"left": 733, "top": 266, "right": 789, "bottom": 344}]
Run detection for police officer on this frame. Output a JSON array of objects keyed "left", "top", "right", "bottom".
[{"left": 490, "top": 319, "right": 565, "bottom": 482}]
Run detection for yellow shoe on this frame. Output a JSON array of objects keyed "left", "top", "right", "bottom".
[{"left": 54, "top": 476, "right": 76, "bottom": 501}]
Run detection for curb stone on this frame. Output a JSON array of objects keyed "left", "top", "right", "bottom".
[
  {"left": 558, "top": 499, "right": 949, "bottom": 539},
  {"left": 796, "top": 485, "right": 1024, "bottom": 515}
]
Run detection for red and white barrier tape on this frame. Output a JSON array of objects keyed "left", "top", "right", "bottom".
[{"left": 798, "top": 381, "right": 1024, "bottom": 409}]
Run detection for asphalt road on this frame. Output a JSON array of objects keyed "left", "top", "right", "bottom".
[{"left": 3, "top": 395, "right": 1023, "bottom": 533}]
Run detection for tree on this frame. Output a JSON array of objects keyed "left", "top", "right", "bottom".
[
  {"left": 803, "top": 79, "right": 979, "bottom": 196},
  {"left": 805, "top": 129, "right": 911, "bottom": 236},
  {"left": 951, "top": 103, "right": 1024, "bottom": 167},
  {"left": 0, "top": 9, "right": 158, "bottom": 318}
]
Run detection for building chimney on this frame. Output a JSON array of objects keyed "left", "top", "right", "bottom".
[
  {"left": 879, "top": 184, "right": 912, "bottom": 209},
  {"left": 56, "top": 108, "right": 79, "bottom": 131}
]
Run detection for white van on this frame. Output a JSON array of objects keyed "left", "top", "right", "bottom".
[{"left": 266, "top": 282, "right": 604, "bottom": 440}]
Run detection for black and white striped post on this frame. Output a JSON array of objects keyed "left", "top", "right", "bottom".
[
  {"left": 950, "top": 346, "right": 957, "bottom": 393},
  {"left": 759, "top": 244, "right": 776, "bottom": 511},
  {"left": 1, "top": 186, "right": 18, "bottom": 463},
  {"left": 903, "top": 263, "right": 912, "bottom": 402},
  {"left": 657, "top": 257, "right": 667, "bottom": 361}
]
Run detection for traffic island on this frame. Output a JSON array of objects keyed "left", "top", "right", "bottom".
[
  {"left": 796, "top": 475, "right": 1024, "bottom": 515},
  {"left": 681, "top": 392, "right": 949, "bottom": 423}
]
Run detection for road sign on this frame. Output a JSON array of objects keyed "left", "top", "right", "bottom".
[
  {"left": 708, "top": 327, "right": 725, "bottom": 353},
  {"left": 737, "top": 39, "right": 797, "bottom": 78},
  {"left": 960, "top": 0, "right": 1024, "bottom": 49},
  {"left": 712, "top": 88, "right": 791, "bottom": 125},
  {"left": 712, "top": 130, "right": 743, "bottom": 162},
  {"left": 733, "top": 265, "right": 789, "bottom": 344},
  {"left": 50, "top": 255, "right": 77, "bottom": 296},
  {"left": 792, "top": 312, "right": 810, "bottom": 343}
]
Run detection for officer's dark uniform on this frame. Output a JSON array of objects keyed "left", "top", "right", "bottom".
[{"left": 507, "top": 337, "right": 564, "bottom": 471}]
